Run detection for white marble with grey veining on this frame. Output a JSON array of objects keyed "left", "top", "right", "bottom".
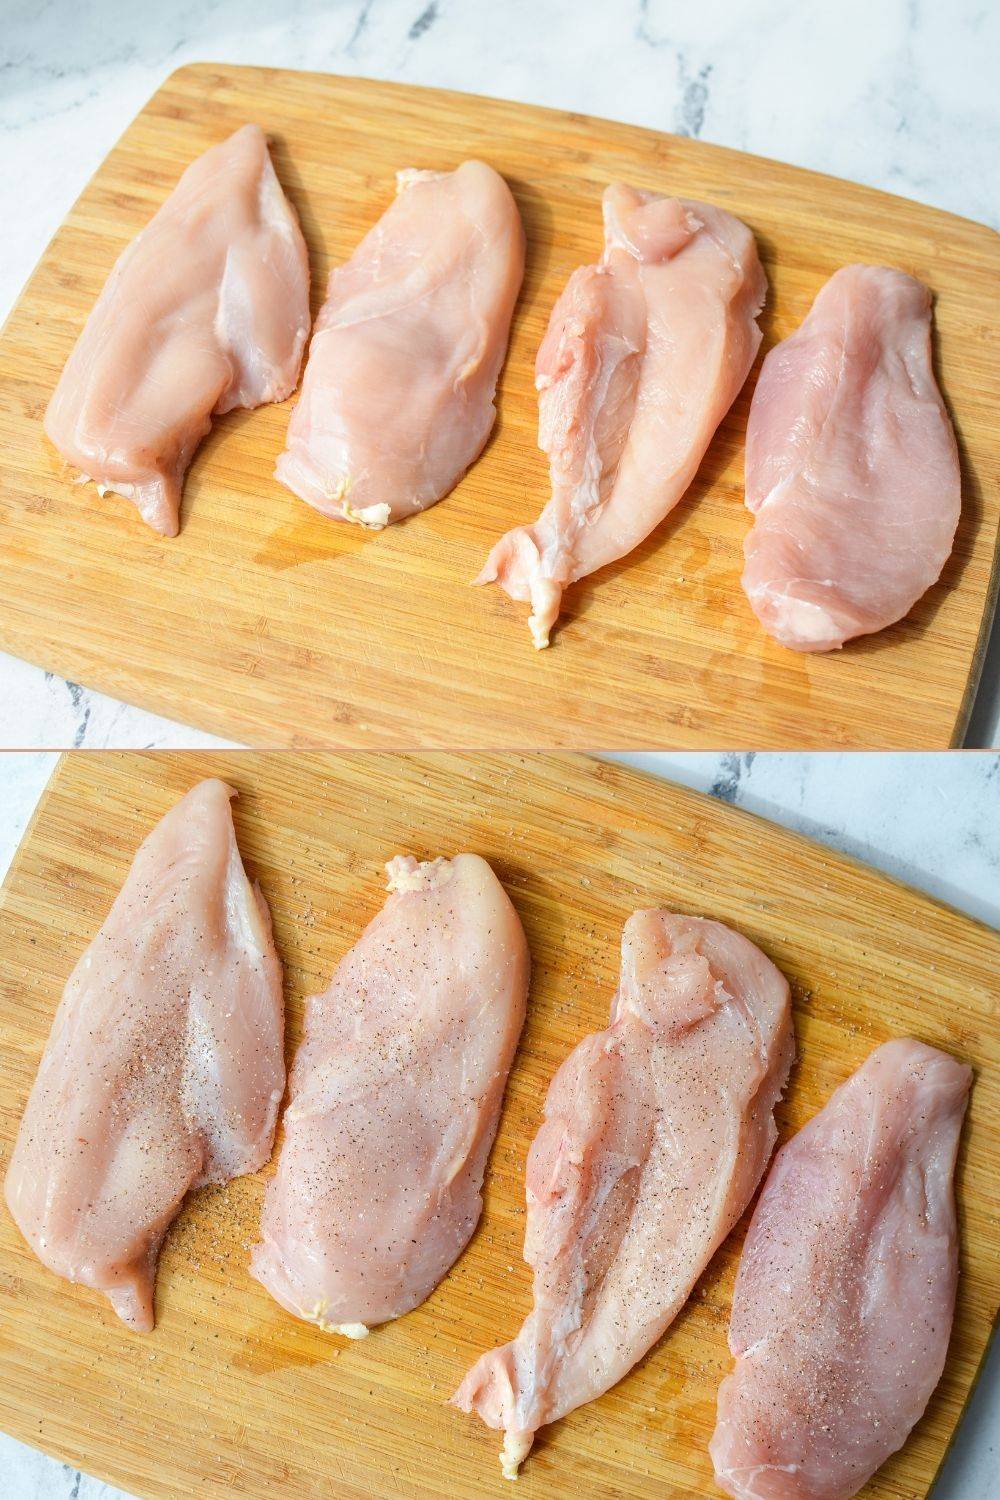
[
  {"left": 0, "top": 749, "right": 997, "bottom": 1497},
  {"left": 0, "top": 0, "right": 997, "bottom": 747}
]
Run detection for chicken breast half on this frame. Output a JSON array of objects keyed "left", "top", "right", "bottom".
[
  {"left": 250, "top": 853, "right": 529, "bottom": 1336},
  {"left": 453, "top": 908, "right": 793, "bottom": 1477},
  {"left": 478, "top": 184, "right": 766, "bottom": 646},
  {"left": 741, "top": 264, "right": 961, "bottom": 650},
  {"left": 275, "top": 161, "right": 525, "bottom": 527},
  {"left": 710, "top": 1038, "right": 971, "bottom": 1500},
  {"left": 45, "top": 124, "right": 311, "bottom": 536},
  {"left": 4, "top": 779, "right": 285, "bottom": 1331}
]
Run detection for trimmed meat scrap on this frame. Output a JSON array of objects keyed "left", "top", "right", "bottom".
[
  {"left": 478, "top": 184, "right": 766, "bottom": 646},
  {"left": 4, "top": 779, "right": 285, "bottom": 1331},
  {"left": 710, "top": 1038, "right": 971, "bottom": 1500},
  {"left": 45, "top": 124, "right": 310, "bottom": 536},
  {"left": 251, "top": 853, "right": 529, "bottom": 1336},
  {"left": 453, "top": 908, "right": 793, "bottom": 1477}
]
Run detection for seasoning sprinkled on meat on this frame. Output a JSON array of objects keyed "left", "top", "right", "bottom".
[
  {"left": 453, "top": 908, "right": 793, "bottom": 1477},
  {"left": 250, "top": 852, "right": 529, "bottom": 1335},
  {"left": 710, "top": 1038, "right": 971, "bottom": 1500},
  {"left": 4, "top": 779, "right": 285, "bottom": 1331}
]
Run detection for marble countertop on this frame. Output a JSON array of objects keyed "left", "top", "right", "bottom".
[
  {"left": 1, "top": 0, "right": 998, "bottom": 749},
  {"left": 0, "top": 749, "right": 998, "bottom": 1497}
]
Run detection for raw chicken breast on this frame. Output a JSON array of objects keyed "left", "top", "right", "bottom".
[
  {"left": 45, "top": 124, "right": 310, "bottom": 536},
  {"left": 250, "top": 853, "right": 529, "bottom": 1335},
  {"left": 275, "top": 162, "right": 525, "bottom": 528},
  {"left": 478, "top": 184, "right": 766, "bottom": 647},
  {"left": 4, "top": 779, "right": 285, "bottom": 1332},
  {"left": 710, "top": 1038, "right": 971, "bottom": 1500},
  {"left": 453, "top": 909, "right": 793, "bottom": 1477},
  {"left": 742, "top": 265, "right": 961, "bottom": 650}
]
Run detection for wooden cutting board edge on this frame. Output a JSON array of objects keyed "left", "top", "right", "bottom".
[
  {"left": 4, "top": 745, "right": 999, "bottom": 938},
  {"left": 5, "top": 745, "right": 999, "bottom": 943},
  {"left": 958, "top": 563, "right": 1000, "bottom": 742}
]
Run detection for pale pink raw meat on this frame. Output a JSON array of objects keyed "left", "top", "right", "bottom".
[
  {"left": 275, "top": 162, "right": 525, "bottom": 528},
  {"left": 742, "top": 265, "right": 961, "bottom": 650},
  {"left": 251, "top": 853, "right": 529, "bottom": 1337},
  {"left": 4, "top": 779, "right": 285, "bottom": 1331},
  {"left": 453, "top": 909, "right": 793, "bottom": 1478},
  {"left": 45, "top": 124, "right": 311, "bottom": 536},
  {"left": 477, "top": 184, "right": 766, "bottom": 647},
  {"left": 710, "top": 1038, "right": 971, "bottom": 1500}
]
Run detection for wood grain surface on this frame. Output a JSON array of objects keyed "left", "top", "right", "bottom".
[
  {"left": 0, "top": 751, "right": 996, "bottom": 1498},
  {"left": 0, "top": 66, "right": 997, "bottom": 749}
]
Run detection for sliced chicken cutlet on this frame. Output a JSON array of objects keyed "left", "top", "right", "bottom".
[
  {"left": 250, "top": 853, "right": 529, "bottom": 1336},
  {"left": 710, "top": 1039, "right": 971, "bottom": 1500},
  {"left": 275, "top": 161, "right": 525, "bottom": 527},
  {"left": 742, "top": 264, "right": 960, "bottom": 650},
  {"left": 453, "top": 908, "right": 793, "bottom": 1477},
  {"left": 4, "top": 779, "right": 285, "bottom": 1331},
  {"left": 45, "top": 124, "right": 310, "bottom": 536},
  {"left": 478, "top": 184, "right": 766, "bottom": 646}
]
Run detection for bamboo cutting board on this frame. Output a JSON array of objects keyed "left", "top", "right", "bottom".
[
  {"left": 0, "top": 752, "right": 996, "bottom": 1499},
  {"left": 0, "top": 67, "right": 998, "bottom": 749}
]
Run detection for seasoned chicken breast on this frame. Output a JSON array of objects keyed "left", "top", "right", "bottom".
[
  {"left": 4, "top": 779, "right": 285, "bottom": 1331},
  {"left": 251, "top": 853, "right": 529, "bottom": 1335},
  {"left": 275, "top": 162, "right": 525, "bottom": 527},
  {"left": 478, "top": 184, "right": 766, "bottom": 646},
  {"left": 710, "top": 1039, "right": 971, "bottom": 1500},
  {"left": 45, "top": 124, "right": 310, "bottom": 536},
  {"left": 742, "top": 265, "right": 961, "bottom": 650},
  {"left": 453, "top": 909, "right": 793, "bottom": 1477}
]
